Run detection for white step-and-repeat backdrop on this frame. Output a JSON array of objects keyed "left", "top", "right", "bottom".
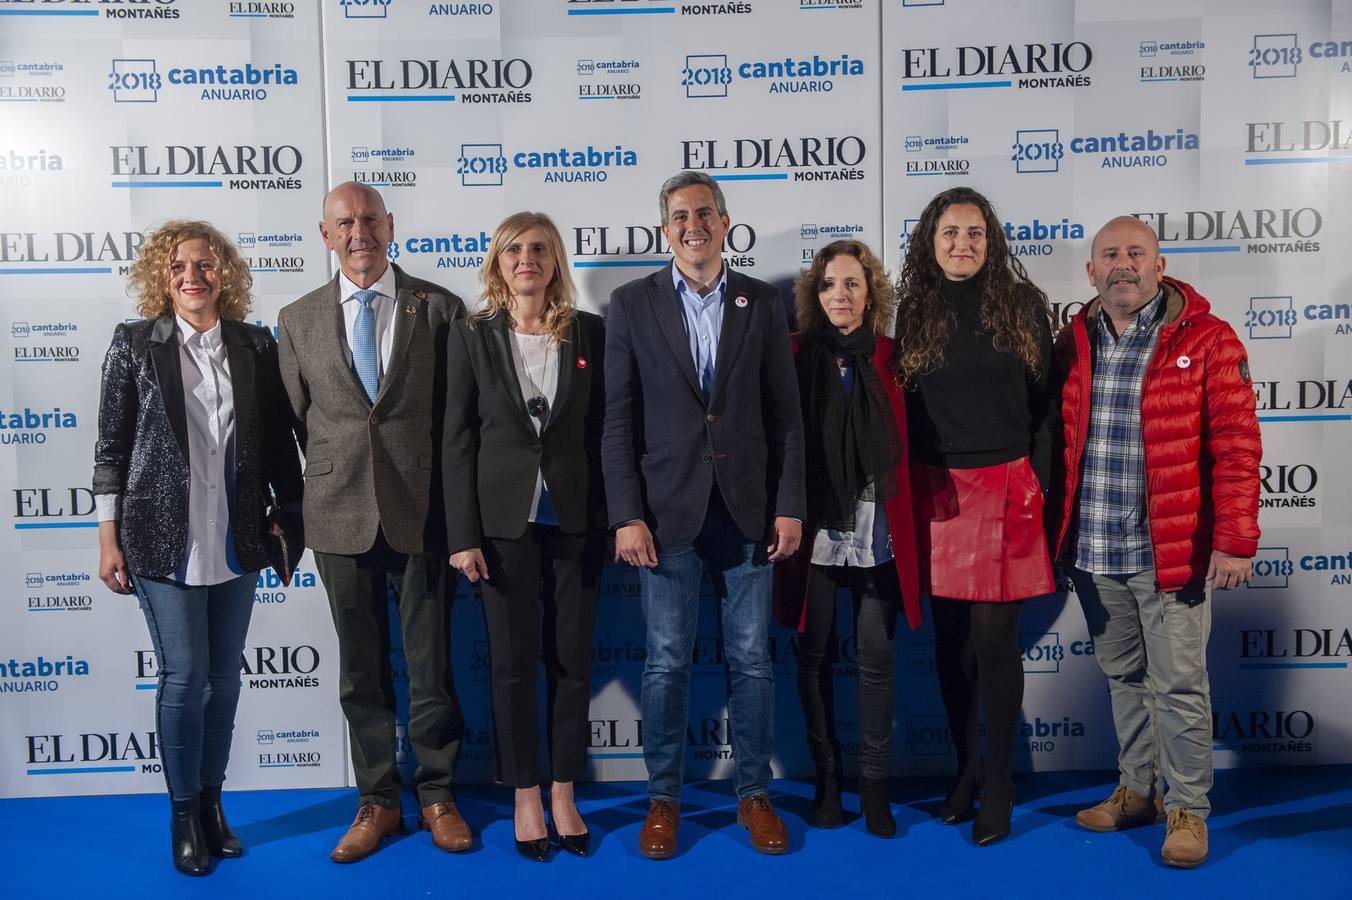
[{"left": 1, "top": 0, "right": 1348, "bottom": 798}]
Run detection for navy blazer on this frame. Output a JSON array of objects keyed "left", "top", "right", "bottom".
[
  {"left": 442, "top": 309, "right": 606, "bottom": 550},
  {"left": 601, "top": 264, "right": 805, "bottom": 545},
  {"left": 93, "top": 316, "right": 303, "bottom": 578}
]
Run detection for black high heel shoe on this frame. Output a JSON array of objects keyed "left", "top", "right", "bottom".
[
  {"left": 555, "top": 828, "right": 590, "bottom": 857},
  {"left": 170, "top": 797, "right": 209, "bottom": 876},
  {"left": 938, "top": 775, "right": 980, "bottom": 825},
  {"left": 515, "top": 835, "right": 550, "bottom": 861},
  {"left": 811, "top": 769, "right": 843, "bottom": 829},
  {"left": 972, "top": 791, "right": 1012, "bottom": 846},
  {"left": 199, "top": 785, "right": 243, "bottom": 858}
]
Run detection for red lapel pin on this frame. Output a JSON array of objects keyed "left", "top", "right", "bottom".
[
  {"left": 577, "top": 357, "right": 588, "bottom": 369},
  {"left": 734, "top": 295, "right": 748, "bottom": 308}
]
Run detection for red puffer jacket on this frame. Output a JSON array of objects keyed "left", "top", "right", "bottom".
[{"left": 1049, "top": 276, "right": 1261, "bottom": 591}]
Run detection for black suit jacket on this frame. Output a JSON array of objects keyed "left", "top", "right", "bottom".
[
  {"left": 93, "top": 316, "right": 303, "bottom": 578},
  {"left": 443, "top": 309, "right": 606, "bottom": 550},
  {"left": 601, "top": 264, "right": 805, "bottom": 545}
]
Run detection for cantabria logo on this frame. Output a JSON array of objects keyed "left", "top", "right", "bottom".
[
  {"left": 456, "top": 143, "right": 638, "bottom": 186},
  {"left": 108, "top": 59, "right": 298, "bottom": 103},
  {"left": 901, "top": 41, "right": 1092, "bottom": 91},
  {"left": 1250, "top": 33, "right": 1352, "bottom": 79},
  {"left": 1, "top": 654, "right": 89, "bottom": 694},
  {"left": 0, "top": 148, "right": 63, "bottom": 189},
  {"left": 1002, "top": 216, "right": 1083, "bottom": 258},
  {"left": 682, "top": 134, "right": 866, "bottom": 183},
  {"left": 393, "top": 230, "right": 491, "bottom": 270},
  {"left": 346, "top": 57, "right": 532, "bottom": 104},
  {"left": 1137, "top": 38, "right": 1205, "bottom": 83},
  {"left": 682, "top": 52, "right": 864, "bottom": 99},
  {"left": 0, "top": 407, "right": 77, "bottom": 446}
]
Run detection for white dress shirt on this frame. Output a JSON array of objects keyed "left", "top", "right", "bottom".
[
  {"left": 338, "top": 267, "right": 397, "bottom": 380},
  {"left": 508, "top": 331, "right": 560, "bottom": 525}
]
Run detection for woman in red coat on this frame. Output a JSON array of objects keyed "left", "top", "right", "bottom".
[{"left": 776, "top": 239, "right": 921, "bottom": 837}]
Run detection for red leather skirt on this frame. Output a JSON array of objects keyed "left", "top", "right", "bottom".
[{"left": 910, "top": 457, "right": 1053, "bottom": 602}]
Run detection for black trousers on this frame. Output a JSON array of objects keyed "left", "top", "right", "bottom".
[
  {"left": 314, "top": 531, "right": 464, "bottom": 809},
  {"left": 480, "top": 525, "right": 602, "bottom": 788},
  {"left": 930, "top": 595, "right": 1024, "bottom": 798},
  {"left": 796, "top": 562, "right": 901, "bottom": 781}
]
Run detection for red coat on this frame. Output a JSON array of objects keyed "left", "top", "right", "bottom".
[
  {"left": 774, "top": 334, "right": 923, "bottom": 631},
  {"left": 1049, "top": 276, "right": 1261, "bottom": 592}
]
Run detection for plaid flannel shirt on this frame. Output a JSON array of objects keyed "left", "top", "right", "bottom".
[{"left": 1074, "top": 290, "right": 1166, "bottom": 574}]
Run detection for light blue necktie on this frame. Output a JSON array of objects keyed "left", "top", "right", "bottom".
[{"left": 352, "top": 289, "right": 379, "bottom": 403}]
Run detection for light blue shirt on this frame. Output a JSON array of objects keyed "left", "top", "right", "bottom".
[{"left": 672, "top": 263, "right": 727, "bottom": 398}]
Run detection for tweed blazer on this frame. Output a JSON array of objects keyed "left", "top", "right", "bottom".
[
  {"left": 92, "top": 316, "right": 303, "bottom": 578},
  {"left": 278, "top": 264, "right": 465, "bottom": 556}
]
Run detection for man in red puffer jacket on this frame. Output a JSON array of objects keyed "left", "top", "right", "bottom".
[{"left": 1048, "top": 216, "right": 1261, "bottom": 870}]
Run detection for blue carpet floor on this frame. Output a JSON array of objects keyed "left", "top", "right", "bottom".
[{"left": 3, "top": 768, "right": 1348, "bottom": 897}]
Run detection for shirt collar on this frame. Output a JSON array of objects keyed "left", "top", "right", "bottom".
[
  {"left": 1099, "top": 287, "right": 1165, "bottom": 334},
  {"left": 672, "top": 261, "right": 727, "bottom": 303},
  {"left": 176, "top": 314, "right": 222, "bottom": 351},
  {"left": 339, "top": 266, "right": 396, "bottom": 305}
]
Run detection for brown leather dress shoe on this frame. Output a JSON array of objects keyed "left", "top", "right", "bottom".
[
  {"left": 330, "top": 803, "right": 402, "bottom": 863},
  {"left": 421, "top": 801, "right": 473, "bottom": 852},
  {"left": 737, "top": 795, "right": 788, "bottom": 855},
  {"left": 638, "top": 799, "right": 680, "bottom": 859}
]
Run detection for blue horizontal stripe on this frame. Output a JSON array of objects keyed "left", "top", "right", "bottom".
[
  {"left": 229, "top": 12, "right": 268, "bottom": 16},
  {"left": 14, "top": 522, "right": 99, "bottom": 529},
  {"left": 1245, "top": 156, "right": 1352, "bottom": 165},
  {"left": 712, "top": 173, "right": 788, "bottom": 181},
  {"left": 1163, "top": 246, "right": 1241, "bottom": 253},
  {"left": 1, "top": 8, "right": 100, "bottom": 13},
  {"left": 568, "top": 7, "right": 674, "bottom": 13},
  {"left": 27, "top": 766, "right": 137, "bottom": 775},
  {"left": 1239, "top": 662, "right": 1348, "bottom": 669},
  {"left": 134, "top": 684, "right": 157, "bottom": 690},
  {"left": 0, "top": 99, "right": 40, "bottom": 103},
  {"left": 250, "top": 268, "right": 279, "bottom": 272},
  {"left": 574, "top": 260, "right": 666, "bottom": 268},
  {"left": 0, "top": 268, "right": 112, "bottom": 274},
  {"left": 347, "top": 95, "right": 456, "bottom": 102},
  {"left": 905, "top": 171, "right": 945, "bottom": 176},
  {"left": 1140, "top": 77, "right": 1179, "bottom": 83},
  {"left": 587, "top": 752, "right": 645, "bottom": 759},
  {"left": 111, "top": 181, "right": 222, "bottom": 188},
  {"left": 27, "top": 607, "right": 64, "bottom": 612},
  {"left": 14, "top": 358, "right": 57, "bottom": 362},
  {"left": 579, "top": 95, "right": 615, "bottom": 100},
  {"left": 258, "top": 763, "right": 297, "bottom": 768},
  {"left": 1259, "top": 414, "right": 1352, "bottom": 422},
  {"left": 903, "top": 80, "right": 1011, "bottom": 91}
]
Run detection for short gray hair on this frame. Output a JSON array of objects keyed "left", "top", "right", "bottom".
[{"left": 658, "top": 170, "right": 727, "bottom": 225}]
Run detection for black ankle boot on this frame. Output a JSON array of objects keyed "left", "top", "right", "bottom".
[
  {"left": 199, "top": 785, "right": 243, "bottom": 858},
  {"left": 972, "top": 786, "right": 1012, "bottom": 847},
  {"left": 858, "top": 777, "right": 896, "bottom": 838},
  {"left": 939, "top": 773, "right": 980, "bottom": 825},
  {"left": 811, "top": 769, "right": 843, "bottom": 828},
  {"left": 170, "top": 797, "right": 209, "bottom": 876}
]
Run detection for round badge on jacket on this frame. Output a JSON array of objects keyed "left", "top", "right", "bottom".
[{"left": 1177, "top": 355, "right": 1191, "bottom": 369}]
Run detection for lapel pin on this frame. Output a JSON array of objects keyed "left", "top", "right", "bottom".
[
  {"left": 734, "top": 295, "right": 748, "bottom": 308},
  {"left": 577, "top": 357, "right": 588, "bottom": 369},
  {"left": 1176, "top": 355, "right": 1191, "bottom": 369},
  {"left": 404, "top": 304, "right": 417, "bottom": 315}
]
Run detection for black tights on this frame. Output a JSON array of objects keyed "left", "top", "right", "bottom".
[
  {"left": 930, "top": 596, "right": 1023, "bottom": 799},
  {"left": 796, "top": 563, "right": 900, "bottom": 781}
]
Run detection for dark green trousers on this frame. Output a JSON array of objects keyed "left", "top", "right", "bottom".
[{"left": 315, "top": 532, "right": 463, "bottom": 809}]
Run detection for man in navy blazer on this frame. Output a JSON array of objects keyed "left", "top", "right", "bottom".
[{"left": 602, "top": 171, "right": 806, "bottom": 858}]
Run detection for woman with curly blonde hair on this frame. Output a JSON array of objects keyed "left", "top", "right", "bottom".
[
  {"left": 775, "top": 239, "right": 921, "bottom": 837},
  {"left": 95, "top": 220, "right": 302, "bottom": 876},
  {"left": 894, "top": 188, "right": 1055, "bottom": 847}
]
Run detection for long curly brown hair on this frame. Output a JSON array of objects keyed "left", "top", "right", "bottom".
[
  {"left": 475, "top": 211, "right": 577, "bottom": 343},
  {"left": 794, "top": 239, "right": 896, "bottom": 336},
  {"left": 893, "top": 187, "right": 1049, "bottom": 384},
  {"left": 127, "top": 220, "right": 252, "bottom": 321}
]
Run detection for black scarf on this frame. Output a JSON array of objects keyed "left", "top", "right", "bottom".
[{"left": 797, "top": 326, "right": 903, "bottom": 532}]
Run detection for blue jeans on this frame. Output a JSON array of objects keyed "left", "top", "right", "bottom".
[
  {"left": 640, "top": 498, "right": 775, "bottom": 802},
  {"left": 135, "top": 572, "right": 257, "bottom": 802}
]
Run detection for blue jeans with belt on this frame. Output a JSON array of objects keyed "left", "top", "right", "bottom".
[
  {"left": 639, "top": 494, "right": 775, "bottom": 803},
  {"left": 135, "top": 572, "right": 257, "bottom": 802}
]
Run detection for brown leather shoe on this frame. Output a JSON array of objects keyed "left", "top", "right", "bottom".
[
  {"left": 421, "top": 801, "right": 473, "bottom": 852},
  {"left": 737, "top": 794, "right": 788, "bottom": 855},
  {"left": 1075, "top": 785, "right": 1165, "bottom": 833},
  {"left": 330, "top": 803, "right": 402, "bottom": 863},
  {"left": 638, "top": 799, "right": 680, "bottom": 859}
]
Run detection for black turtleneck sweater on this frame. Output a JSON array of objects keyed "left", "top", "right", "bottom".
[{"left": 905, "top": 275, "right": 1055, "bottom": 490}]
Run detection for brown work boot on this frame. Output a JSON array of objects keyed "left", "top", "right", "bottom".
[
  {"left": 421, "top": 801, "right": 473, "bottom": 852},
  {"left": 330, "top": 802, "right": 402, "bottom": 863},
  {"left": 1161, "top": 809, "right": 1208, "bottom": 868},
  {"left": 1075, "top": 785, "right": 1165, "bottom": 832},
  {"left": 737, "top": 794, "right": 789, "bottom": 855},
  {"left": 638, "top": 799, "right": 680, "bottom": 859}
]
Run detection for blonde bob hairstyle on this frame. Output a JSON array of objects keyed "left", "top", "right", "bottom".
[
  {"left": 793, "top": 239, "right": 896, "bottom": 336},
  {"left": 127, "top": 220, "right": 253, "bottom": 321},
  {"left": 475, "top": 211, "right": 577, "bottom": 343}
]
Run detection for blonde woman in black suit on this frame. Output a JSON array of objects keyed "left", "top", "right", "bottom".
[{"left": 443, "top": 212, "right": 606, "bottom": 862}]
